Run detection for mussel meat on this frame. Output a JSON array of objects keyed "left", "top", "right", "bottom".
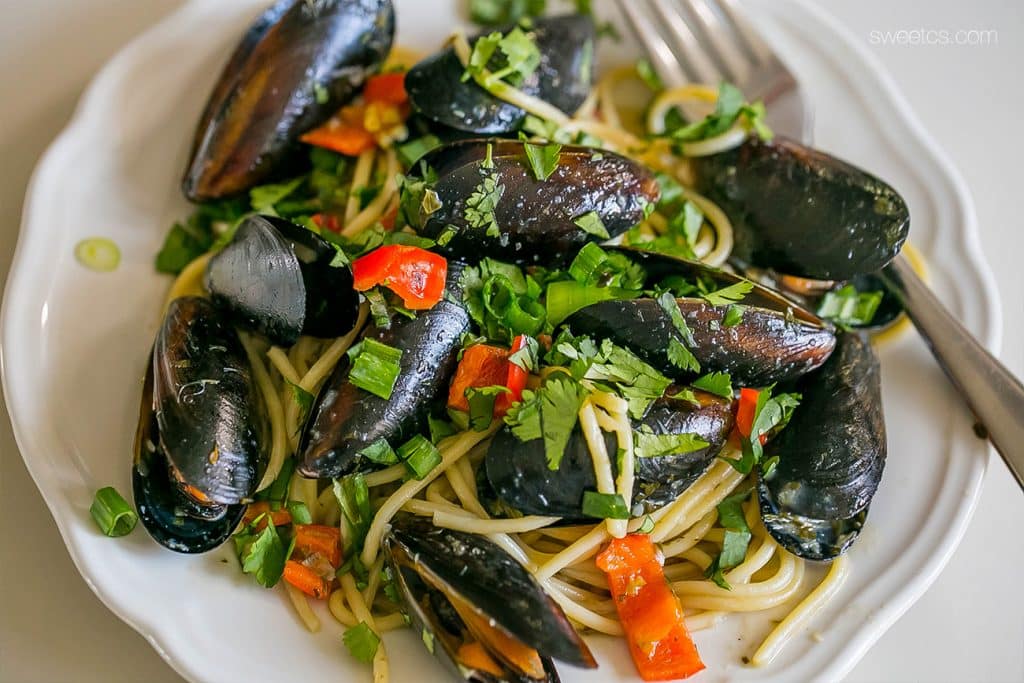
[
  {"left": 134, "top": 296, "right": 267, "bottom": 553},
  {"left": 485, "top": 388, "right": 733, "bottom": 519},
  {"left": 183, "top": 0, "right": 395, "bottom": 200},
  {"left": 406, "top": 140, "right": 660, "bottom": 265},
  {"left": 297, "top": 264, "right": 471, "bottom": 479},
  {"left": 205, "top": 215, "right": 360, "bottom": 346},
  {"left": 565, "top": 248, "right": 837, "bottom": 386},
  {"left": 691, "top": 137, "right": 910, "bottom": 280},
  {"left": 384, "top": 516, "right": 596, "bottom": 681},
  {"left": 758, "top": 332, "right": 886, "bottom": 561},
  {"left": 405, "top": 14, "right": 595, "bottom": 135}
]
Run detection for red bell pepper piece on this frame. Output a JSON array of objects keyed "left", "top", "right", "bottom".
[
  {"left": 596, "top": 534, "right": 704, "bottom": 681},
  {"left": 495, "top": 335, "right": 529, "bottom": 414},
  {"left": 351, "top": 245, "right": 447, "bottom": 310},
  {"left": 292, "top": 524, "right": 343, "bottom": 568},
  {"left": 311, "top": 213, "right": 342, "bottom": 233},
  {"left": 363, "top": 72, "right": 408, "bottom": 106},
  {"left": 282, "top": 560, "right": 331, "bottom": 599},
  {"left": 735, "top": 387, "right": 767, "bottom": 445},
  {"left": 447, "top": 344, "right": 509, "bottom": 413}
]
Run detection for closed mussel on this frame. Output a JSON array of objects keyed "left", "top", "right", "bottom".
[
  {"left": 758, "top": 332, "right": 886, "bottom": 561},
  {"left": 384, "top": 517, "right": 596, "bottom": 681},
  {"left": 566, "top": 248, "right": 837, "bottom": 386},
  {"left": 691, "top": 137, "right": 910, "bottom": 280},
  {"left": 183, "top": 0, "right": 394, "bottom": 200},
  {"left": 297, "top": 264, "right": 471, "bottom": 479},
  {"left": 406, "top": 14, "right": 595, "bottom": 135},
  {"left": 405, "top": 140, "right": 660, "bottom": 265},
  {"left": 485, "top": 388, "right": 733, "bottom": 519},
  {"left": 205, "top": 215, "right": 360, "bottom": 346}
]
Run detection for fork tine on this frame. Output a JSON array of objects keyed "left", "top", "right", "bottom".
[
  {"left": 711, "top": 0, "right": 775, "bottom": 64},
  {"left": 676, "top": 0, "right": 752, "bottom": 84},
  {"left": 616, "top": 0, "right": 688, "bottom": 88},
  {"left": 650, "top": 0, "right": 721, "bottom": 85}
]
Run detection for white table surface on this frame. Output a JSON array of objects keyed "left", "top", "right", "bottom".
[{"left": 1, "top": 1, "right": 1021, "bottom": 681}]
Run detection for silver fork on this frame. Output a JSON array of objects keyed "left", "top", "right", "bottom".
[{"left": 617, "top": 0, "right": 1024, "bottom": 491}]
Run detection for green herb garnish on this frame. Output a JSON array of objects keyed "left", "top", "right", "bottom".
[
  {"left": 581, "top": 491, "right": 630, "bottom": 520},
  {"left": 817, "top": 284, "right": 884, "bottom": 327},
  {"left": 633, "top": 426, "right": 709, "bottom": 459},
  {"left": 233, "top": 516, "right": 287, "bottom": 588},
  {"left": 347, "top": 339, "right": 403, "bottom": 400},
  {"left": 573, "top": 210, "right": 610, "bottom": 239},
  {"left": 343, "top": 622, "right": 381, "bottom": 664},
  {"left": 89, "top": 487, "right": 137, "bottom": 537},
  {"left": 701, "top": 280, "right": 754, "bottom": 306},
  {"left": 397, "top": 435, "right": 443, "bottom": 480},
  {"left": 691, "top": 371, "right": 733, "bottom": 399},
  {"left": 524, "top": 141, "right": 562, "bottom": 181}
]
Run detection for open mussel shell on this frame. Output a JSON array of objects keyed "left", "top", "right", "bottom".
[
  {"left": 153, "top": 296, "right": 268, "bottom": 505},
  {"left": 133, "top": 350, "right": 245, "bottom": 553},
  {"left": 183, "top": 0, "right": 394, "bottom": 200},
  {"left": 205, "top": 215, "right": 360, "bottom": 346},
  {"left": 297, "top": 264, "right": 471, "bottom": 479},
  {"left": 566, "top": 247, "right": 837, "bottom": 386},
  {"left": 405, "top": 14, "right": 595, "bottom": 135},
  {"left": 486, "top": 388, "right": 733, "bottom": 519},
  {"left": 758, "top": 332, "right": 886, "bottom": 561},
  {"left": 384, "top": 517, "right": 596, "bottom": 680},
  {"left": 407, "top": 140, "right": 659, "bottom": 265},
  {"left": 691, "top": 137, "right": 910, "bottom": 281}
]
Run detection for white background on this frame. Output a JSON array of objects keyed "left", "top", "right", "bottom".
[{"left": 0, "top": 1, "right": 1021, "bottom": 681}]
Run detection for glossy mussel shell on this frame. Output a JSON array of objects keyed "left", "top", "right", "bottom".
[
  {"left": 384, "top": 517, "right": 596, "bottom": 680},
  {"left": 183, "top": 0, "right": 394, "bottom": 200},
  {"left": 566, "top": 248, "right": 837, "bottom": 386},
  {"left": 205, "top": 215, "right": 360, "bottom": 346},
  {"left": 758, "top": 332, "right": 886, "bottom": 561},
  {"left": 485, "top": 389, "right": 734, "bottom": 519},
  {"left": 297, "top": 264, "right": 471, "bottom": 479},
  {"left": 405, "top": 14, "right": 595, "bottom": 134},
  {"left": 691, "top": 137, "right": 910, "bottom": 280},
  {"left": 152, "top": 296, "right": 267, "bottom": 505},
  {"left": 407, "top": 139, "right": 660, "bottom": 265}
]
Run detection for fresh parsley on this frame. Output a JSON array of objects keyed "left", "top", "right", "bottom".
[
  {"left": 704, "top": 488, "right": 753, "bottom": 590},
  {"left": 524, "top": 141, "right": 562, "bottom": 181},
  {"left": 701, "top": 280, "right": 754, "bottom": 306},
  {"left": 504, "top": 373, "right": 587, "bottom": 470},
  {"left": 727, "top": 386, "right": 802, "bottom": 474},
  {"left": 233, "top": 516, "right": 288, "bottom": 588},
  {"left": 817, "top": 284, "right": 884, "bottom": 327},
  {"left": 657, "top": 291, "right": 701, "bottom": 373},
  {"left": 633, "top": 426, "right": 709, "bottom": 459},
  {"left": 343, "top": 622, "right": 381, "bottom": 664},
  {"left": 691, "top": 371, "right": 733, "bottom": 399},
  {"left": 464, "top": 170, "right": 505, "bottom": 237},
  {"left": 573, "top": 210, "right": 610, "bottom": 239},
  {"left": 581, "top": 491, "right": 630, "bottom": 520},
  {"left": 723, "top": 304, "right": 745, "bottom": 327},
  {"left": 334, "top": 473, "right": 372, "bottom": 553},
  {"left": 671, "top": 81, "right": 773, "bottom": 143}
]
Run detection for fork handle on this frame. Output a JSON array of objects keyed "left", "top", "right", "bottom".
[{"left": 880, "top": 254, "right": 1024, "bottom": 491}]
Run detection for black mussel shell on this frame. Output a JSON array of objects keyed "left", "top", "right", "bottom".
[
  {"left": 566, "top": 248, "right": 836, "bottom": 386},
  {"left": 153, "top": 296, "right": 267, "bottom": 505},
  {"left": 297, "top": 264, "right": 471, "bottom": 479},
  {"left": 407, "top": 139, "right": 659, "bottom": 265},
  {"left": 758, "top": 332, "right": 886, "bottom": 561},
  {"left": 205, "top": 215, "right": 360, "bottom": 346},
  {"left": 406, "top": 14, "right": 595, "bottom": 135},
  {"left": 384, "top": 517, "right": 596, "bottom": 676},
  {"left": 485, "top": 388, "right": 733, "bottom": 519},
  {"left": 183, "top": 0, "right": 394, "bottom": 200},
  {"left": 133, "top": 356, "right": 244, "bottom": 553},
  {"left": 691, "top": 137, "right": 910, "bottom": 280}
]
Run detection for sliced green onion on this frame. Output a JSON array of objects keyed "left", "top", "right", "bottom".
[
  {"left": 637, "top": 515, "right": 656, "bottom": 534},
  {"left": 343, "top": 621, "right": 380, "bottom": 664},
  {"left": 75, "top": 238, "right": 121, "bottom": 272},
  {"left": 348, "top": 339, "right": 403, "bottom": 400},
  {"left": 817, "top": 285, "right": 883, "bottom": 326},
  {"left": 567, "top": 242, "right": 609, "bottom": 283},
  {"left": 397, "top": 134, "right": 442, "bottom": 167},
  {"left": 545, "top": 280, "right": 639, "bottom": 326},
  {"left": 286, "top": 500, "right": 313, "bottom": 525},
  {"left": 90, "top": 486, "right": 138, "bottom": 537},
  {"left": 581, "top": 491, "right": 630, "bottom": 520},
  {"left": 397, "top": 435, "right": 442, "bottom": 480}
]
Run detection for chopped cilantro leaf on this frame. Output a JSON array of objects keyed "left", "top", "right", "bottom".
[
  {"left": 723, "top": 304, "right": 744, "bottom": 327},
  {"left": 233, "top": 519, "right": 287, "bottom": 588},
  {"left": 504, "top": 374, "right": 586, "bottom": 470},
  {"left": 725, "top": 387, "right": 801, "bottom": 474},
  {"left": 701, "top": 280, "right": 755, "bottom": 306},
  {"left": 334, "top": 474, "right": 371, "bottom": 553},
  {"left": 397, "top": 134, "right": 442, "bottom": 167},
  {"left": 672, "top": 82, "right": 773, "bottom": 143},
  {"left": 250, "top": 176, "right": 304, "bottom": 213},
  {"left": 359, "top": 438, "right": 399, "bottom": 465},
  {"left": 464, "top": 385, "right": 509, "bottom": 431},
  {"left": 691, "top": 371, "right": 733, "bottom": 399},
  {"left": 573, "top": 211, "right": 610, "bottom": 239},
  {"left": 582, "top": 491, "right": 630, "bottom": 519},
  {"left": 469, "top": 0, "right": 546, "bottom": 26},
  {"left": 524, "top": 141, "right": 562, "bottom": 181},
  {"left": 286, "top": 381, "right": 315, "bottom": 421},
  {"left": 633, "top": 426, "right": 709, "bottom": 458},
  {"left": 464, "top": 171, "right": 505, "bottom": 237},
  {"left": 508, "top": 335, "right": 540, "bottom": 372},
  {"left": 817, "top": 284, "right": 884, "bottom": 327},
  {"left": 343, "top": 622, "right": 380, "bottom": 664}
]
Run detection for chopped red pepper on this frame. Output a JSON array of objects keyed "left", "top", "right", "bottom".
[
  {"left": 311, "top": 213, "right": 343, "bottom": 233},
  {"left": 495, "top": 335, "right": 529, "bottom": 414},
  {"left": 351, "top": 245, "right": 447, "bottom": 310},
  {"left": 363, "top": 72, "right": 408, "bottom": 106},
  {"left": 292, "top": 524, "right": 343, "bottom": 569},
  {"left": 447, "top": 344, "right": 509, "bottom": 412},
  {"left": 242, "top": 502, "right": 292, "bottom": 531},
  {"left": 596, "top": 534, "right": 704, "bottom": 681},
  {"left": 735, "top": 387, "right": 767, "bottom": 445},
  {"left": 283, "top": 560, "right": 331, "bottom": 599},
  {"left": 300, "top": 111, "right": 377, "bottom": 156},
  {"left": 447, "top": 335, "right": 531, "bottom": 417}
]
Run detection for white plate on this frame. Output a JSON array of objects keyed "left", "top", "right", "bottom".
[{"left": 0, "top": 0, "right": 1001, "bottom": 681}]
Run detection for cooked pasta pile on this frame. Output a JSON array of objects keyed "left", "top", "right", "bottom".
[{"left": 163, "top": 44, "right": 847, "bottom": 683}]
